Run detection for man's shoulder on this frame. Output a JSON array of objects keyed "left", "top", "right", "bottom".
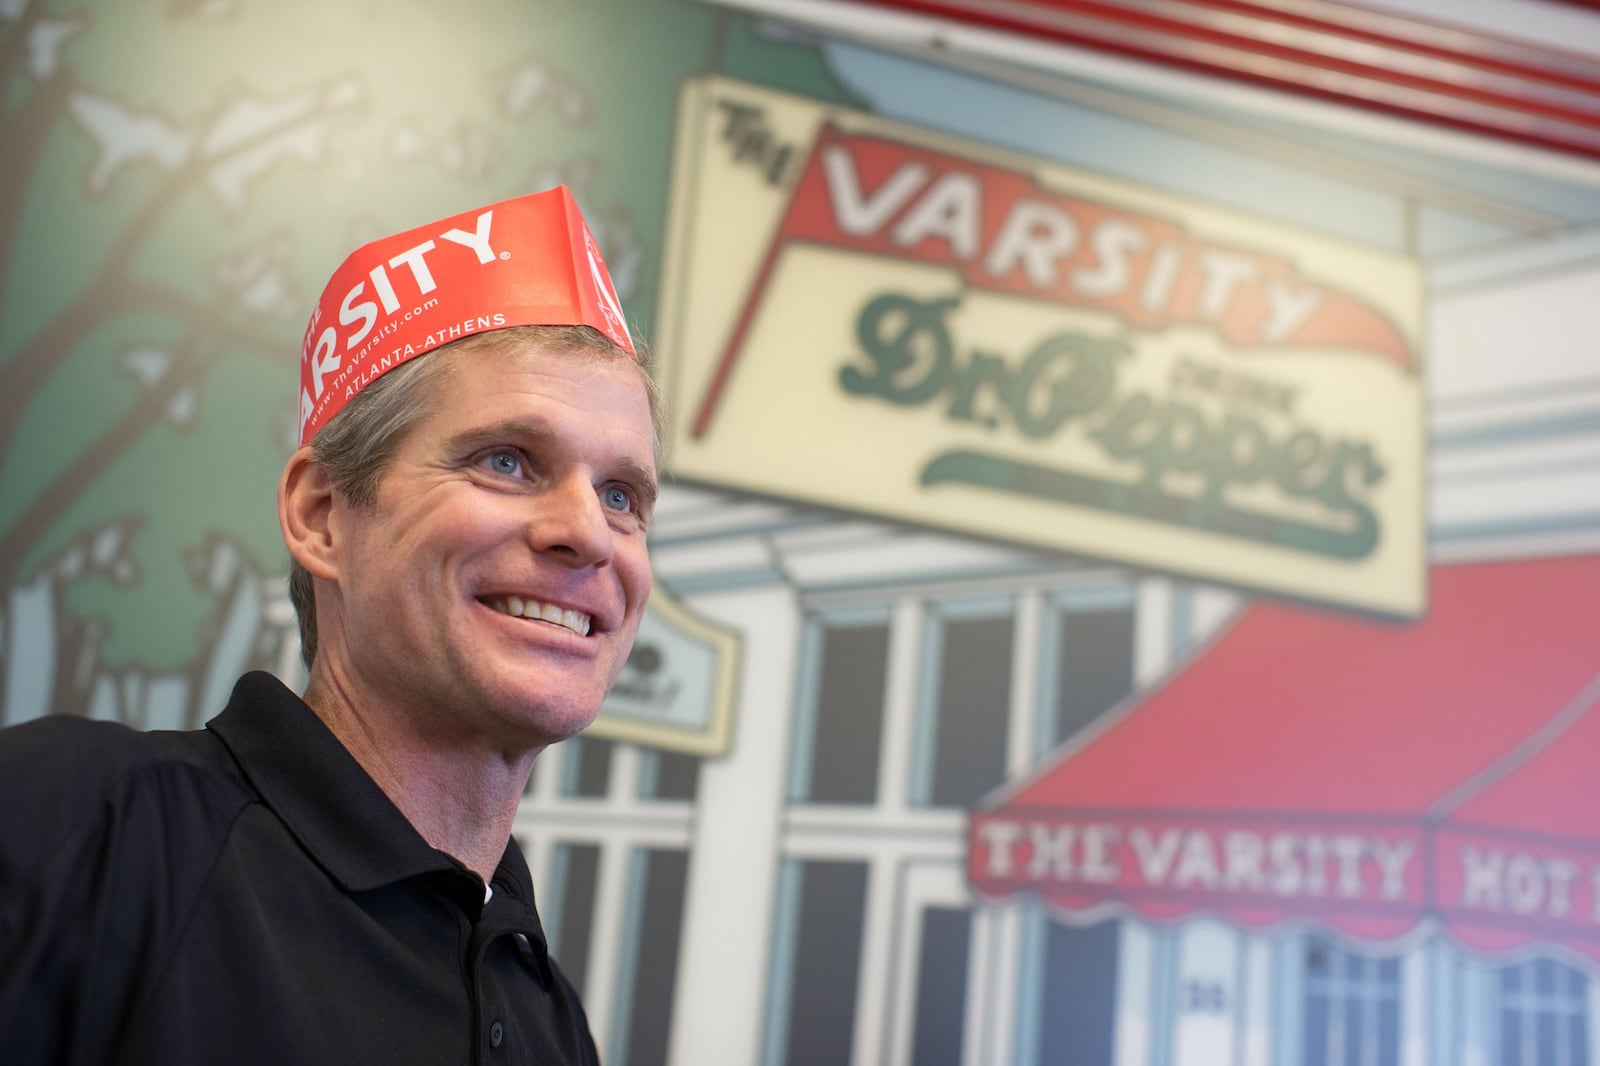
[
  {"left": 0, "top": 712, "right": 233, "bottom": 794},
  {"left": 0, "top": 711, "right": 252, "bottom": 864}
]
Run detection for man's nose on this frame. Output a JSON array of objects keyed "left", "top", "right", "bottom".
[{"left": 527, "top": 473, "right": 614, "bottom": 567}]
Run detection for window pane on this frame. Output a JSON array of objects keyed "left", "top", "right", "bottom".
[
  {"left": 1502, "top": 1006, "right": 1522, "bottom": 1066},
  {"left": 1301, "top": 939, "right": 1401, "bottom": 1066},
  {"left": 551, "top": 843, "right": 600, "bottom": 995},
  {"left": 563, "top": 736, "right": 614, "bottom": 798},
  {"left": 620, "top": 849, "right": 690, "bottom": 1066},
  {"left": 1495, "top": 958, "right": 1590, "bottom": 1066},
  {"left": 910, "top": 907, "right": 971, "bottom": 1066},
  {"left": 1052, "top": 607, "right": 1134, "bottom": 746},
  {"left": 1035, "top": 919, "right": 1119, "bottom": 1066},
  {"left": 782, "top": 860, "right": 869, "bottom": 1066},
  {"left": 1343, "top": 979, "right": 1362, "bottom": 1066},
  {"left": 1379, "top": 995, "right": 1399, "bottom": 1066},
  {"left": 806, "top": 622, "right": 889, "bottom": 804},
  {"left": 1306, "top": 992, "right": 1330, "bottom": 1066},
  {"left": 928, "top": 614, "right": 1012, "bottom": 807},
  {"left": 1538, "top": 1010, "right": 1558, "bottom": 1066},
  {"left": 640, "top": 749, "right": 700, "bottom": 802}
]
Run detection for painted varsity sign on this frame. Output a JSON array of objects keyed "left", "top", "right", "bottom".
[
  {"left": 971, "top": 815, "right": 1425, "bottom": 928},
  {"left": 968, "top": 814, "right": 1600, "bottom": 957},
  {"left": 656, "top": 78, "right": 1425, "bottom": 615}
]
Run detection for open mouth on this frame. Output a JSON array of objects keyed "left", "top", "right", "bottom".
[{"left": 486, "top": 596, "right": 593, "bottom": 637}]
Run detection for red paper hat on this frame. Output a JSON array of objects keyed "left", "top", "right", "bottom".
[{"left": 297, "top": 185, "right": 636, "bottom": 446}]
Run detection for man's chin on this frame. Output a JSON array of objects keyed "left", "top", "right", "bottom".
[{"left": 503, "top": 696, "right": 603, "bottom": 749}]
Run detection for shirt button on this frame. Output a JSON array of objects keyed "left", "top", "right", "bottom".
[{"left": 490, "top": 1021, "right": 504, "bottom": 1048}]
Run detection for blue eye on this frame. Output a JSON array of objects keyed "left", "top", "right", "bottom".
[
  {"left": 602, "top": 485, "right": 634, "bottom": 513},
  {"left": 481, "top": 451, "right": 524, "bottom": 478}
]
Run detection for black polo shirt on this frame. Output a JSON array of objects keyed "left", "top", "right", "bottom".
[{"left": 0, "top": 671, "right": 598, "bottom": 1066}]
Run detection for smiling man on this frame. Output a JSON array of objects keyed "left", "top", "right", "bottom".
[{"left": 0, "top": 188, "right": 655, "bottom": 1064}]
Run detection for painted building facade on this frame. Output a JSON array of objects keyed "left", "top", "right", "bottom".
[{"left": 3, "top": 1, "right": 1599, "bottom": 1064}]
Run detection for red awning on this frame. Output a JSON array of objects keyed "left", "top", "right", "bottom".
[
  {"left": 1433, "top": 681, "right": 1600, "bottom": 959},
  {"left": 969, "top": 555, "right": 1600, "bottom": 963}
]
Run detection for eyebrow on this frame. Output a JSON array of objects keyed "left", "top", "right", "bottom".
[{"left": 445, "top": 419, "right": 660, "bottom": 514}]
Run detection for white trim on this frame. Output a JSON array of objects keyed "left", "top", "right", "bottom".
[
  {"left": 971, "top": 902, "right": 1025, "bottom": 1066},
  {"left": 1460, "top": 958, "right": 1494, "bottom": 1066},
  {"left": 1402, "top": 947, "right": 1429, "bottom": 1066},
  {"left": 1171, "top": 919, "right": 1240, "bottom": 1066},
  {"left": 1008, "top": 588, "right": 1043, "bottom": 771},
  {"left": 878, "top": 596, "right": 925, "bottom": 814},
  {"left": 1115, "top": 922, "right": 1157, "bottom": 1066},
  {"left": 1588, "top": 976, "right": 1600, "bottom": 1066},
  {"left": 666, "top": 584, "right": 804, "bottom": 1066},
  {"left": 1240, "top": 934, "right": 1272, "bottom": 1066},
  {"left": 581, "top": 834, "right": 633, "bottom": 1062},
  {"left": 1134, "top": 576, "right": 1175, "bottom": 688},
  {"left": 851, "top": 852, "right": 902, "bottom": 1066}
]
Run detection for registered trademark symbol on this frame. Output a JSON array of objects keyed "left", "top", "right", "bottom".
[{"left": 499, "top": 251, "right": 511, "bottom": 260}]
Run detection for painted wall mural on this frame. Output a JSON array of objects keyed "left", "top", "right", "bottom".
[
  {"left": 0, "top": 0, "right": 835, "bottom": 732},
  {"left": 5, "top": 2, "right": 1600, "bottom": 1065}
]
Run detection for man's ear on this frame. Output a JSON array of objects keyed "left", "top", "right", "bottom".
[{"left": 279, "top": 447, "right": 339, "bottom": 580}]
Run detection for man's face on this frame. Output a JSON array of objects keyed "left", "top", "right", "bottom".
[{"left": 322, "top": 340, "right": 656, "bottom": 752}]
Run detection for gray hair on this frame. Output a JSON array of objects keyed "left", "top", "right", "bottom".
[{"left": 287, "top": 325, "right": 663, "bottom": 669}]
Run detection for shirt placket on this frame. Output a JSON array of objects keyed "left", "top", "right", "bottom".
[{"left": 468, "top": 894, "right": 551, "bottom": 1065}]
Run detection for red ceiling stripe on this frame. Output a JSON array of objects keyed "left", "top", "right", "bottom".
[
  {"left": 854, "top": 0, "right": 1600, "bottom": 161},
  {"left": 1166, "top": 0, "right": 1600, "bottom": 90}
]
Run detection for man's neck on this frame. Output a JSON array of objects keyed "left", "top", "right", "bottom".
[{"left": 301, "top": 670, "right": 539, "bottom": 884}]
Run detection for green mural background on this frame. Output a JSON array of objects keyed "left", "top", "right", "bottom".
[{"left": 0, "top": 0, "right": 848, "bottom": 724}]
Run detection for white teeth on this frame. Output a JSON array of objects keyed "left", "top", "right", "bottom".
[{"left": 491, "top": 597, "right": 592, "bottom": 637}]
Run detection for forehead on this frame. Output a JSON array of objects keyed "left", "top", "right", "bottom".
[{"left": 415, "top": 339, "right": 656, "bottom": 453}]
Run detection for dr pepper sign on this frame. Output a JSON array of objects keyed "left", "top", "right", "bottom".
[{"left": 656, "top": 78, "right": 1424, "bottom": 616}]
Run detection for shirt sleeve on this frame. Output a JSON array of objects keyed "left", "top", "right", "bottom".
[{"left": 0, "top": 717, "right": 245, "bottom": 1065}]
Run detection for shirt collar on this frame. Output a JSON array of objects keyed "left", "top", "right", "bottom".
[{"left": 206, "top": 671, "right": 543, "bottom": 937}]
